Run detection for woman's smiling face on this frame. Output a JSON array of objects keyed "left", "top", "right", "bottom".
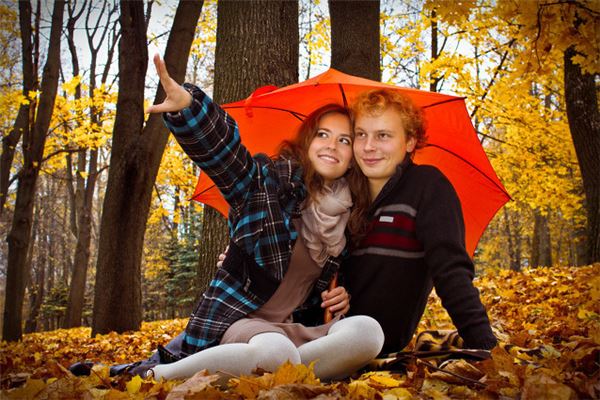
[{"left": 307, "top": 112, "right": 353, "bottom": 185}]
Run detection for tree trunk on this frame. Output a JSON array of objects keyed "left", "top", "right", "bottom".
[
  {"left": 195, "top": 0, "right": 299, "bottom": 292},
  {"left": 64, "top": 1, "right": 116, "bottom": 329},
  {"left": 3, "top": 0, "right": 64, "bottom": 342},
  {"left": 429, "top": 8, "right": 440, "bottom": 92},
  {"left": 531, "top": 209, "right": 552, "bottom": 267},
  {"left": 92, "top": 1, "right": 203, "bottom": 335},
  {"left": 0, "top": 1, "right": 36, "bottom": 215},
  {"left": 564, "top": 46, "right": 600, "bottom": 264},
  {"left": 329, "top": 0, "right": 380, "bottom": 81},
  {"left": 24, "top": 205, "right": 42, "bottom": 333}
]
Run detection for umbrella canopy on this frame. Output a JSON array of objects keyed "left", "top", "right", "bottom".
[{"left": 191, "top": 68, "right": 510, "bottom": 255}]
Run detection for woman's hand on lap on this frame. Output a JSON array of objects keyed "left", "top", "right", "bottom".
[{"left": 145, "top": 54, "right": 192, "bottom": 114}]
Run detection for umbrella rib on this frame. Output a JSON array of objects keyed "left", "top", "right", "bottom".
[
  {"left": 338, "top": 84, "right": 348, "bottom": 108},
  {"left": 425, "top": 143, "right": 511, "bottom": 199},
  {"left": 222, "top": 105, "right": 306, "bottom": 121},
  {"left": 421, "top": 97, "right": 466, "bottom": 109}
]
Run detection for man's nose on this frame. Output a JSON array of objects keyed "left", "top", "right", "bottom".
[{"left": 363, "top": 136, "right": 376, "bottom": 151}]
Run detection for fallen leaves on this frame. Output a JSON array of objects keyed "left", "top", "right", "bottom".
[{"left": 1, "top": 264, "right": 598, "bottom": 398}]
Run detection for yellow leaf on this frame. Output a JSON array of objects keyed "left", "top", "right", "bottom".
[
  {"left": 126, "top": 375, "right": 143, "bottom": 394},
  {"left": 368, "top": 372, "right": 402, "bottom": 388},
  {"left": 4, "top": 378, "right": 46, "bottom": 399},
  {"left": 382, "top": 387, "right": 413, "bottom": 400},
  {"left": 272, "top": 360, "right": 320, "bottom": 386},
  {"left": 347, "top": 380, "right": 379, "bottom": 399}
]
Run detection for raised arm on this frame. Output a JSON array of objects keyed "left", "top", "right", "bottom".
[{"left": 147, "top": 54, "right": 256, "bottom": 212}]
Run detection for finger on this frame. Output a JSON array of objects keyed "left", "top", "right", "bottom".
[
  {"left": 334, "top": 303, "right": 350, "bottom": 317},
  {"left": 145, "top": 102, "right": 173, "bottom": 114},
  {"left": 321, "top": 286, "right": 343, "bottom": 300},
  {"left": 321, "top": 293, "right": 347, "bottom": 308},
  {"left": 154, "top": 53, "right": 169, "bottom": 82}
]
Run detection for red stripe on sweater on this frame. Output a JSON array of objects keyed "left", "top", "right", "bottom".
[{"left": 362, "top": 232, "right": 423, "bottom": 251}]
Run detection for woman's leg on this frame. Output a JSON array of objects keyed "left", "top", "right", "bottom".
[
  {"left": 150, "top": 332, "right": 300, "bottom": 380},
  {"left": 297, "top": 315, "right": 384, "bottom": 380}
]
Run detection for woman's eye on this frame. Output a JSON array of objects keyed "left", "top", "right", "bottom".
[
  {"left": 317, "top": 130, "right": 328, "bottom": 138},
  {"left": 339, "top": 137, "right": 351, "bottom": 145}
]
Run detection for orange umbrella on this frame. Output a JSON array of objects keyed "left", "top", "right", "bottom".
[{"left": 191, "top": 68, "right": 510, "bottom": 255}]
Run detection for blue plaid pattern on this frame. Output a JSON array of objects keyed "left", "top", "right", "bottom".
[{"left": 164, "top": 85, "right": 341, "bottom": 356}]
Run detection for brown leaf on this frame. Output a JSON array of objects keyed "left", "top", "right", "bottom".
[
  {"left": 165, "top": 369, "right": 220, "bottom": 400},
  {"left": 257, "top": 383, "right": 333, "bottom": 399},
  {"left": 428, "top": 359, "right": 485, "bottom": 385},
  {"left": 521, "top": 373, "right": 577, "bottom": 400}
]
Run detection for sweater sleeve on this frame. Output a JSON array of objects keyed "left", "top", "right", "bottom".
[
  {"left": 415, "top": 170, "right": 497, "bottom": 349},
  {"left": 163, "top": 84, "right": 256, "bottom": 212}
]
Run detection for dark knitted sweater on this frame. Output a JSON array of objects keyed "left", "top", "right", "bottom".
[{"left": 344, "top": 159, "right": 497, "bottom": 354}]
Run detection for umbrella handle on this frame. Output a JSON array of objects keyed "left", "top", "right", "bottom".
[{"left": 324, "top": 273, "right": 338, "bottom": 323}]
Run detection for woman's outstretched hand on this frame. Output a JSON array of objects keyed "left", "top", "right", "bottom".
[{"left": 145, "top": 54, "right": 192, "bottom": 114}]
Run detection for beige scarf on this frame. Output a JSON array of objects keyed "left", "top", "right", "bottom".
[{"left": 300, "top": 178, "right": 353, "bottom": 267}]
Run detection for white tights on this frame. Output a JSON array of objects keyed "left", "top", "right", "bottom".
[{"left": 150, "top": 315, "right": 384, "bottom": 381}]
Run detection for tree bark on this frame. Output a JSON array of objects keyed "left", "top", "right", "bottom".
[
  {"left": 92, "top": 0, "right": 203, "bottom": 335},
  {"left": 195, "top": 0, "right": 299, "bottom": 292},
  {"left": 531, "top": 209, "right": 552, "bottom": 267},
  {"left": 564, "top": 46, "right": 600, "bottom": 264},
  {"left": 0, "top": 1, "right": 37, "bottom": 215},
  {"left": 329, "top": 0, "right": 380, "bottom": 81},
  {"left": 3, "top": 0, "right": 64, "bottom": 342}
]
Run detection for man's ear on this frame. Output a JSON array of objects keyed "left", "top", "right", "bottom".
[{"left": 406, "top": 135, "right": 417, "bottom": 153}]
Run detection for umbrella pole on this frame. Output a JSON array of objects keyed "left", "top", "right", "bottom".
[{"left": 324, "top": 273, "right": 338, "bottom": 323}]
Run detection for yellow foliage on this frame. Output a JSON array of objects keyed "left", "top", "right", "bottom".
[{"left": 2, "top": 265, "right": 597, "bottom": 398}]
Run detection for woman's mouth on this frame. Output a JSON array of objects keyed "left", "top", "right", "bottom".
[{"left": 318, "top": 154, "right": 339, "bottom": 164}]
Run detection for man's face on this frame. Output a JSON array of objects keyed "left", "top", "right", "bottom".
[{"left": 353, "top": 107, "right": 417, "bottom": 186}]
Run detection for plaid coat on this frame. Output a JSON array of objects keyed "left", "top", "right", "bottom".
[{"left": 164, "top": 84, "right": 340, "bottom": 357}]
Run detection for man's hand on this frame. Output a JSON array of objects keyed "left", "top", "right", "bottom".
[
  {"left": 321, "top": 286, "right": 350, "bottom": 317},
  {"left": 145, "top": 54, "right": 193, "bottom": 114}
]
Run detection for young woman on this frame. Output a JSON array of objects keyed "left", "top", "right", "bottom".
[{"left": 145, "top": 55, "right": 383, "bottom": 381}]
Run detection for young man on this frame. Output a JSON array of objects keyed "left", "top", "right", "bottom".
[{"left": 343, "top": 89, "right": 497, "bottom": 354}]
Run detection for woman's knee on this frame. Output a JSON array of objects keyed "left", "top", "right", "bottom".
[
  {"left": 248, "top": 333, "right": 301, "bottom": 370},
  {"left": 332, "top": 315, "right": 384, "bottom": 357}
]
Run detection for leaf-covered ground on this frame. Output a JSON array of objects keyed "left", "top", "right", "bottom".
[{"left": 1, "top": 264, "right": 599, "bottom": 399}]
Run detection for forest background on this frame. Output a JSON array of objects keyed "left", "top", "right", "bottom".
[{"left": 0, "top": 0, "right": 598, "bottom": 345}]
